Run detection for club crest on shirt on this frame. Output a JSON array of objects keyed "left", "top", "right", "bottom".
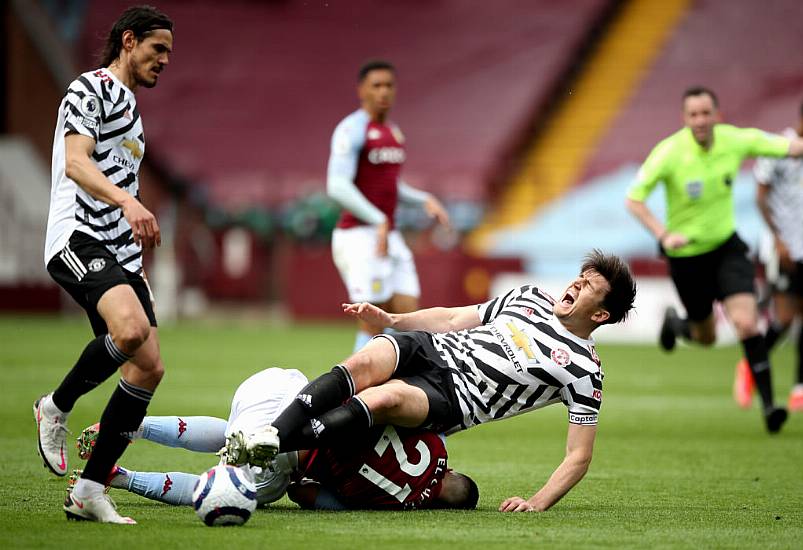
[
  {"left": 551, "top": 348, "right": 571, "bottom": 367},
  {"left": 367, "top": 128, "right": 382, "bottom": 140},
  {"left": 685, "top": 180, "right": 703, "bottom": 199},
  {"left": 87, "top": 258, "right": 106, "bottom": 272}
]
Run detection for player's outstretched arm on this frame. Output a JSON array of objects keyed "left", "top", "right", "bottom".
[
  {"left": 499, "top": 423, "right": 596, "bottom": 513},
  {"left": 342, "top": 302, "right": 481, "bottom": 333},
  {"left": 65, "top": 133, "right": 160, "bottom": 248}
]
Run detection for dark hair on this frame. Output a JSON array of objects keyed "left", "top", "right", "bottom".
[
  {"left": 358, "top": 59, "right": 395, "bottom": 82},
  {"left": 581, "top": 249, "right": 636, "bottom": 325},
  {"left": 433, "top": 471, "right": 479, "bottom": 510},
  {"left": 682, "top": 86, "right": 719, "bottom": 109},
  {"left": 100, "top": 5, "right": 173, "bottom": 67}
]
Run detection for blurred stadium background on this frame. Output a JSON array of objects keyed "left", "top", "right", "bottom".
[{"left": 2, "top": 0, "right": 802, "bottom": 342}]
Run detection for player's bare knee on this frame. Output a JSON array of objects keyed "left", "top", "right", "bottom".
[
  {"left": 359, "top": 386, "right": 401, "bottom": 414},
  {"left": 111, "top": 319, "right": 150, "bottom": 354}
]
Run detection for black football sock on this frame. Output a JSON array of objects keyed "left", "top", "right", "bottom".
[
  {"left": 796, "top": 328, "right": 803, "bottom": 385},
  {"left": 279, "top": 397, "right": 372, "bottom": 452},
  {"left": 741, "top": 335, "right": 775, "bottom": 410},
  {"left": 674, "top": 316, "right": 692, "bottom": 341},
  {"left": 764, "top": 322, "right": 788, "bottom": 352},
  {"left": 272, "top": 365, "right": 354, "bottom": 441},
  {"left": 52, "top": 334, "right": 132, "bottom": 412},
  {"left": 82, "top": 379, "right": 153, "bottom": 484}
]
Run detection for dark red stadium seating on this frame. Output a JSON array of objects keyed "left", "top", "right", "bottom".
[
  {"left": 79, "top": 0, "right": 610, "bottom": 207},
  {"left": 583, "top": 0, "right": 803, "bottom": 182}
]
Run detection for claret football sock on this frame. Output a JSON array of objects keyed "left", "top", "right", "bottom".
[
  {"left": 272, "top": 365, "right": 355, "bottom": 442},
  {"left": 741, "top": 335, "right": 775, "bottom": 409},
  {"left": 280, "top": 396, "right": 372, "bottom": 451},
  {"left": 82, "top": 379, "right": 152, "bottom": 484},
  {"left": 141, "top": 416, "right": 227, "bottom": 452},
  {"left": 52, "top": 334, "right": 132, "bottom": 412}
]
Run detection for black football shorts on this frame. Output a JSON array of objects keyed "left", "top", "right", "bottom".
[
  {"left": 374, "top": 331, "right": 463, "bottom": 434},
  {"left": 47, "top": 231, "right": 157, "bottom": 336},
  {"left": 666, "top": 233, "right": 755, "bottom": 322}
]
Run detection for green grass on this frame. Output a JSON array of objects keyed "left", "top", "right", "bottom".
[{"left": 1, "top": 315, "right": 802, "bottom": 549}]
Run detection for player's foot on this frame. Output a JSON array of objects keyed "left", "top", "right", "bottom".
[
  {"left": 659, "top": 307, "right": 679, "bottom": 352},
  {"left": 64, "top": 491, "right": 136, "bottom": 524},
  {"left": 732, "top": 358, "right": 754, "bottom": 409},
  {"left": 219, "top": 431, "right": 249, "bottom": 466},
  {"left": 76, "top": 423, "right": 100, "bottom": 460},
  {"left": 245, "top": 426, "right": 281, "bottom": 469},
  {"left": 788, "top": 385, "right": 803, "bottom": 412},
  {"left": 764, "top": 407, "right": 788, "bottom": 434},
  {"left": 33, "top": 393, "right": 70, "bottom": 476},
  {"left": 68, "top": 465, "right": 127, "bottom": 492}
]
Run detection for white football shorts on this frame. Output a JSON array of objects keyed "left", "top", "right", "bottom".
[
  {"left": 226, "top": 367, "right": 308, "bottom": 505},
  {"left": 331, "top": 226, "right": 421, "bottom": 304}
]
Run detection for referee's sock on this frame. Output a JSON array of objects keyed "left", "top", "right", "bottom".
[
  {"left": 272, "top": 365, "right": 355, "bottom": 443},
  {"left": 741, "top": 335, "right": 775, "bottom": 410},
  {"left": 279, "top": 397, "right": 372, "bottom": 452},
  {"left": 52, "top": 334, "right": 132, "bottom": 413},
  {"left": 81, "top": 378, "right": 153, "bottom": 486}
]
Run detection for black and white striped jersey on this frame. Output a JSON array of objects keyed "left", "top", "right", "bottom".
[
  {"left": 430, "top": 285, "right": 603, "bottom": 434},
  {"left": 45, "top": 68, "right": 145, "bottom": 273},
  {"left": 754, "top": 128, "right": 803, "bottom": 262}
]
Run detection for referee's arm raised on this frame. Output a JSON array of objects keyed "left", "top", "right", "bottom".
[
  {"left": 499, "top": 423, "right": 597, "bottom": 512},
  {"left": 64, "top": 133, "right": 160, "bottom": 248}
]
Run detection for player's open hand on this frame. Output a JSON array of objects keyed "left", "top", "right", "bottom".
[
  {"left": 122, "top": 197, "right": 161, "bottom": 249},
  {"left": 424, "top": 196, "right": 450, "bottom": 228},
  {"left": 342, "top": 302, "right": 393, "bottom": 328},
  {"left": 499, "top": 496, "right": 536, "bottom": 512}
]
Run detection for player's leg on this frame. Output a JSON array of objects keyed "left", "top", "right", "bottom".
[
  {"left": 718, "top": 236, "right": 787, "bottom": 432},
  {"left": 115, "top": 469, "right": 199, "bottom": 506},
  {"left": 386, "top": 230, "right": 421, "bottom": 319},
  {"left": 274, "top": 333, "right": 459, "bottom": 454},
  {"left": 787, "top": 264, "right": 803, "bottom": 411},
  {"left": 333, "top": 226, "right": 394, "bottom": 351},
  {"left": 270, "top": 337, "right": 398, "bottom": 451},
  {"left": 661, "top": 253, "right": 717, "bottom": 350},
  {"left": 69, "top": 276, "right": 162, "bottom": 520},
  {"left": 78, "top": 416, "right": 228, "bottom": 458}
]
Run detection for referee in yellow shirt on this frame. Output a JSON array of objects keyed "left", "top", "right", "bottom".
[{"left": 625, "top": 86, "right": 803, "bottom": 433}]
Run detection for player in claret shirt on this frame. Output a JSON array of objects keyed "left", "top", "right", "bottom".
[
  {"left": 73, "top": 368, "right": 477, "bottom": 511},
  {"left": 327, "top": 60, "right": 450, "bottom": 353}
]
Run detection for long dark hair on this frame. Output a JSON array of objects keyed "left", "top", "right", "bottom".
[{"left": 100, "top": 5, "right": 173, "bottom": 67}]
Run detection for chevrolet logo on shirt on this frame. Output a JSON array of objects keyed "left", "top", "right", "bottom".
[
  {"left": 506, "top": 322, "right": 535, "bottom": 360},
  {"left": 121, "top": 139, "right": 143, "bottom": 159}
]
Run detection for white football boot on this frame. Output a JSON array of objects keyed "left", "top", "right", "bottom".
[
  {"left": 64, "top": 491, "right": 136, "bottom": 524},
  {"left": 244, "top": 426, "right": 280, "bottom": 468},
  {"left": 33, "top": 393, "right": 70, "bottom": 476}
]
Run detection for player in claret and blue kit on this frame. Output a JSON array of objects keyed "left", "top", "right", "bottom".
[{"left": 327, "top": 60, "right": 451, "bottom": 353}]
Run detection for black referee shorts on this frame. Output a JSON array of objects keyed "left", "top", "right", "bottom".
[
  {"left": 47, "top": 231, "right": 157, "bottom": 336},
  {"left": 666, "top": 233, "right": 755, "bottom": 322},
  {"left": 374, "top": 331, "right": 463, "bottom": 433}
]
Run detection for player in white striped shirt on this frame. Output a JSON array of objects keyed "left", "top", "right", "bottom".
[
  {"left": 33, "top": 6, "right": 173, "bottom": 524},
  {"left": 242, "top": 250, "right": 636, "bottom": 512},
  {"left": 739, "top": 102, "right": 803, "bottom": 412}
]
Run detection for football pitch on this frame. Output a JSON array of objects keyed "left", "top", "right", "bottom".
[{"left": 1, "top": 316, "right": 801, "bottom": 549}]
